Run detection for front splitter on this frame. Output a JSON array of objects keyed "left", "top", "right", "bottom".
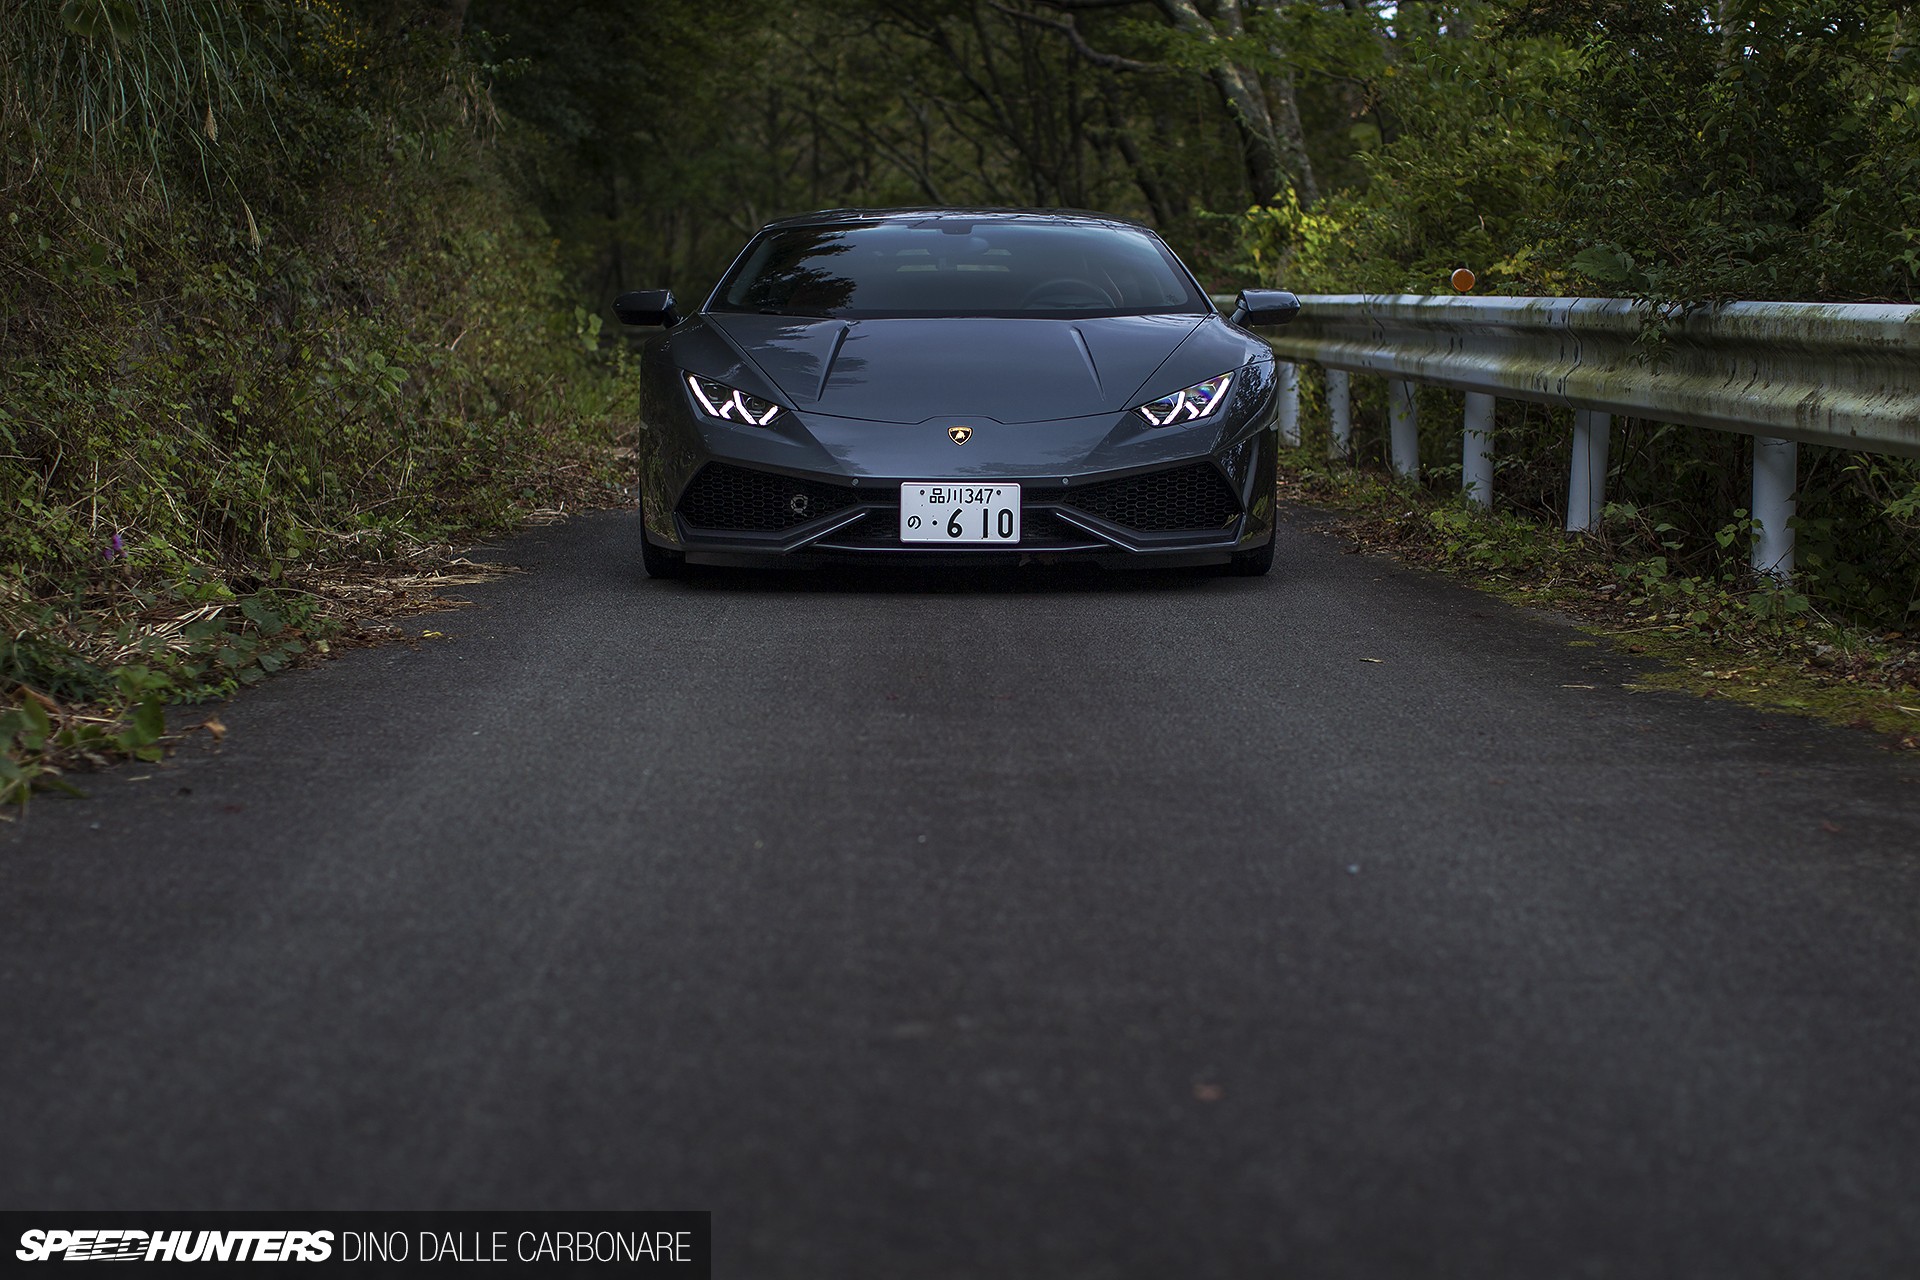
[{"left": 681, "top": 546, "right": 1239, "bottom": 571}]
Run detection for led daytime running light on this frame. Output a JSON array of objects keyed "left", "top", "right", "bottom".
[
  {"left": 687, "top": 374, "right": 782, "bottom": 426},
  {"left": 1136, "top": 372, "right": 1233, "bottom": 426}
]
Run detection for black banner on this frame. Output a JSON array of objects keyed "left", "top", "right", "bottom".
[{"left": 0, "top": 1213, "right": 708, "bottom": 1277}]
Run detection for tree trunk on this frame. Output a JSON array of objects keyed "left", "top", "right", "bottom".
[
  {"left": 1268, "top": 63, "right": 1318, "bottom": 206},
  {"left": 1099, "top": 85, "right": 1181, "bottom": 227},
  {"left": 1152, "top": 0, "right": 1290, "bottom": 204}
]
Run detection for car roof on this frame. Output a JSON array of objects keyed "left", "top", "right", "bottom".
[{"left": 758, "top": 207, "right": 1157, "bottom": 233}]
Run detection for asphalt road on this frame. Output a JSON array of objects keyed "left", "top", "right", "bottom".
[{"left": 6, "top": 505, "right": 1920, "bottom": 1277}]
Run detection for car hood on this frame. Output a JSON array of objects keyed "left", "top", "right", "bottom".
[{"left": 702, "top": 313, "right": 1208, "bottom": 424}]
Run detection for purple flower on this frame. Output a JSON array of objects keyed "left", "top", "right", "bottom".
[{"left": 104, "top": 533, "right": 124, "bottom": 562}]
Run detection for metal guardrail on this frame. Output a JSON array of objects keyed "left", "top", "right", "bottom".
[{"left": 1234, "top": 293, "right": 1920, "bottom": 578}]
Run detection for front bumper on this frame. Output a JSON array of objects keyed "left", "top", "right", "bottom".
[{"left": 658, "top": 442, "right": 1275, "bottom": 569}]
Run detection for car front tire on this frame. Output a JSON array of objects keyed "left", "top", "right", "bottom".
[
  {"left": 639, "top": 495, "right": 688, "bottom": 580},
  {"left": 1225, "top": 535, "right": 1275, "bottom": 577}
]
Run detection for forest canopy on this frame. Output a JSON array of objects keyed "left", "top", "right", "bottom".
[{"left": 469, "top": 0, "right": 1920, "bottom": 308}]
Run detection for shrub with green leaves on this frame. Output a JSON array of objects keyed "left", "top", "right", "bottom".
[
  {"left": 1242, "top": 0, "right": 1920, "bottom": 630},
  {"left": 0, "top": 0, "right": 633, "bottom": 803}
]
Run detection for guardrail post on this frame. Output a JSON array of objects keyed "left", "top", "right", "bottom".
[
  {"left": 1462, "top": 393, "right": 1495, "bottom": 507},
  {"left": 1327, "top": 369, "right": 1352, "bottom": 460},
  {"left": 1565, "top": 408, "right": 1611, "bottom": 533},
  {"left": 1751, "top": 436, "right": 1797, "bottom": 580},
  {"left": 1387, "top": 379, "right": 1418, "bottom": 480},
  {"left": 1277, "top": 361, "right": 1300, "bottom": 446}
]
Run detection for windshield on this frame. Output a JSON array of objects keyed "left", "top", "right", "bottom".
[{"left": 710, "top": 220, "right": 1209, "bottom": 319}]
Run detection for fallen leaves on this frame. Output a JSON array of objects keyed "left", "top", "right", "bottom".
[{"left": 2, "top": 543, "right": 526, "bottom": 811}]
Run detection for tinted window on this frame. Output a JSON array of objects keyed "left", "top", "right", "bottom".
[{"left": 712, "top": 221, "right": 1208, "bottom": 319}]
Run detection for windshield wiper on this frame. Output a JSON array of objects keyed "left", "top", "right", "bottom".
[{"left": 758, "top": 306, "right": 837, "bottom": 318}]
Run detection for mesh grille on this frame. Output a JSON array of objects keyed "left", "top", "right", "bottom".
[
  {"left": 675, "top": 463, "right": 1239, "bottom": 538},
  {"left": 677, "top": 463, "right": 864, "bottom": 532},
  {"left": 1055, "top": 463, "right": 1240, "bottom": 532}
]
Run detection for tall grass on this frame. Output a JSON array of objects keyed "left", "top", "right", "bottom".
[
  {"left": 1, "top": 0, "right": 287, "bottom": 200},
  {"left": 0, "top": 1, "right": 632, "bottom": 802}
]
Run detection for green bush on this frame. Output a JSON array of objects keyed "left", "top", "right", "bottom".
[
  {"left": 0, "top": 0, "right": 632, "bottom": 800},
  {"left": 1242, "top": 0, "right": 1920, "bottom": 629}
]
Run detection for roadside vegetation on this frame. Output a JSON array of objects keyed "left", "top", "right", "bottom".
[
  {"left": 1233, "top": 0, "right": 1920, "bottom": 737},
  {"left": 1, "top": 1, "right": 640, "bottom": 804},
  {"left": 4, "top": 0, "right": 1916, "bottom": 804},
  {"left": 1277, "top": 444, "right": 1920, "bottom": 747}
]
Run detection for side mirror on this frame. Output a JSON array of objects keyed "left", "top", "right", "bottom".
[
  {"left": 1230, "top": 289, "right": 1300, "bottom": 327},
  {"left": 614, "top": 289, "right": 678, "bottom": 327}
]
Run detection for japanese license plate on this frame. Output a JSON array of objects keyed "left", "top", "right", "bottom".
[{"left": 899, "top": 483, "right": 1022, "bottom": 543}]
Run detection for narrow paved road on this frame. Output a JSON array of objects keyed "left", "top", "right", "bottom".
[{"left": 6, "top": 506, "right": 1920, "bottom": 1277}]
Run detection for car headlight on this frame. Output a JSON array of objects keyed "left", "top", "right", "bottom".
[
  {"left": 1134, "top": 372, "right": 1233, "bottom": 426},
  {"left": 686, "top": 374, "right": 783, "bottom": 426}
]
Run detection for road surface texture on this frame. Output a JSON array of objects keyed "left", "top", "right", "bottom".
[{"left": 6, "top": 505, "right": 1920, "bottom": 1278}]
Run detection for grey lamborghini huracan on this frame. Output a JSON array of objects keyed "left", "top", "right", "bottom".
[{"left": 614, "top": 208, "right": 1298, "bottom": 577}]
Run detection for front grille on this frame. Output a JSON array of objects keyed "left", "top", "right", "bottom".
[
  {"left": 1054, "top": 463, "right": 1240, "bottom": 532},
  {"left": 677, "top": 463, "right": 863, "bottom": 532},
  {"left": 674, "top": 462, "right": 1239, "bottom": 539},
  {"left": 818, "top": 508, "right": 1092, "bottom": 549}
]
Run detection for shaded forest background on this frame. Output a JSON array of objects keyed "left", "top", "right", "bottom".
[
  {"left": 1, "top": 0, "right": 1917, "bottom": 793},
  {"left": 476, "top": 0, "right": 1918, "bottom": 310}
]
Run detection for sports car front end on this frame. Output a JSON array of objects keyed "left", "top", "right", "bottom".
[{"left": 618, "top": 209, "right": 1298, "bottom": 576}]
